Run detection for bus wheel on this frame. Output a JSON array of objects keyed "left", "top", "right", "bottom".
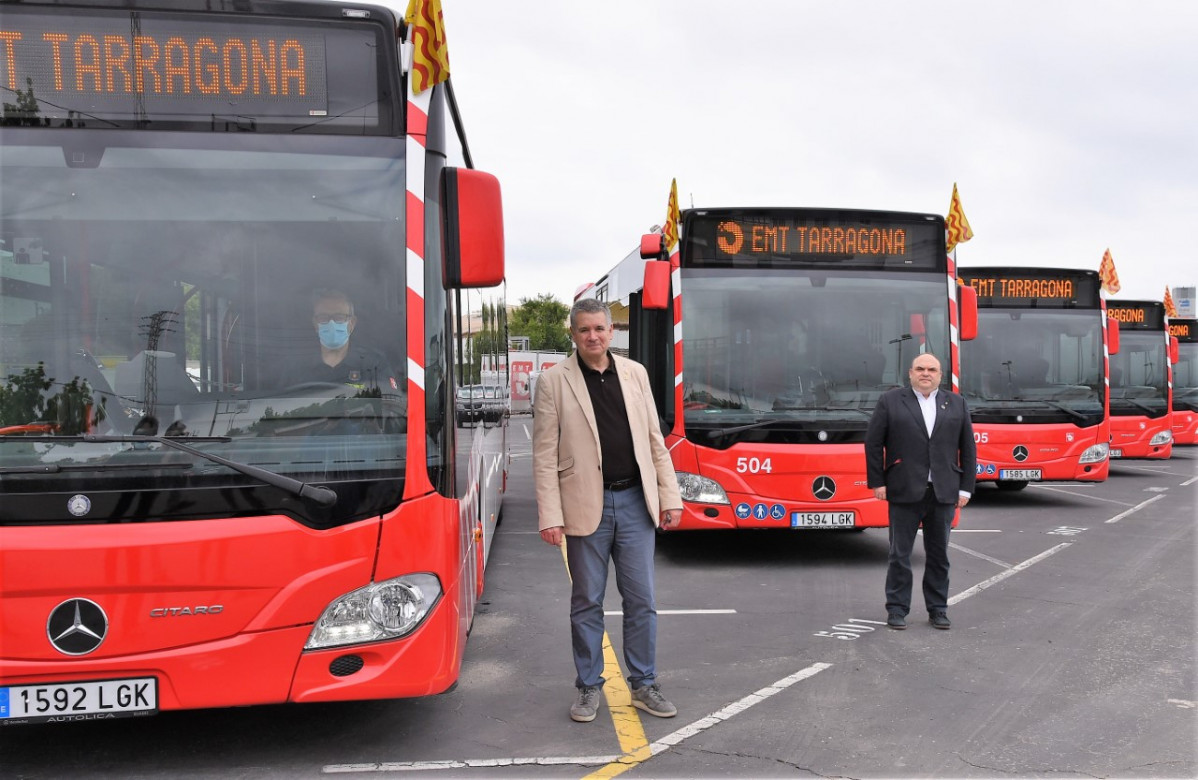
[{"left": 995, "top": 481, "right": 1029, "bottom": 492}]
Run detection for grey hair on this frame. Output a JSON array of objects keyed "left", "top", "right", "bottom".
[{"left": 569, "top": 298, "right": 612, "bottom": 330}]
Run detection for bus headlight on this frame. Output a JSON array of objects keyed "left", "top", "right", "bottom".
[
  {"left": 305, "top": 574, "right": 442, "bottom": 650},
  {"left": 1078, "top": 442, "right": 1109, "bottom": 463},
  {"left": 1149, "top": 430, "right": 1173, "bottom": 446},
  {"left": 676, "top": 472, "right": 730, "bottom": 504}
]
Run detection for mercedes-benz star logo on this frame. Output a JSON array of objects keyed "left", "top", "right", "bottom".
[
  {"left": 1012, "top": 445, "right": 1029, "bottom": 462},
  {"left": 812, "top": 476, "right": 837, "bottom": 501},
  {"left": 47, "top": 598, "right": 108, "bottom": 656}
]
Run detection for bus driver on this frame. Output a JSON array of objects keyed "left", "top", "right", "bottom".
[{"left": 281, "top": 289, "right": 398, "bottom": 395}]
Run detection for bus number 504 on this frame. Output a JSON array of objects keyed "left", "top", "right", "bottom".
[{"left": 736, "top": 457, "right": 773, "bottom": 474}]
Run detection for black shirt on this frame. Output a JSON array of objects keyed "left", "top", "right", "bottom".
[
  {"left": 280, "top": 344, "right": 400, "bottom": 395},
  {"left": 578, "top": 352, "right": 638, "bottom": 483}
]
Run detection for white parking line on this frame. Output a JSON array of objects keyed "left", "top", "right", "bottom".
[
  {"left": 325, "top": 754, "right": 620, "bottom": 773},
  {"left": 1029, "top": 484, "right": 1136, "bottom": 506},
  {"left": 1112, "top": 464, "right": 1183, "bottom": 475},
  {"left": 1105, "top": 494, "right": 1166, "bottom": 524},
  {"left": 322, "top": 662, "right": 832, "bottom": 775},
  {"left": 1183, "top": 475, "right": 1198, "bottom": 487},
  {"left": 949, "top": 542, "right": 1012, "bottom": 569},
  {"left": 642, "top": 662, "right": 831, "bottom": 755},
  {"left": 604, "top": 609, "right": 737, "bottom": 616},
  {"left": 948, "top": 543, "right": 1072, "bottom": 606}
]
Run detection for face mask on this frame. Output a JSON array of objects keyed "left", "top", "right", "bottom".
[{"left": 318, "top": 321, "right": 350, "bottom": 350}]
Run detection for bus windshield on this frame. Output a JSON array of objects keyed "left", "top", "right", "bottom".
[
  {"left": 679, "top": 269, "right": 950, "bottom": 447},
  {"left": 961, "top": 309, "right": 1105, "bottom": 427},
  {"left": 1175, "top": 340, "right": 1198, "bottom": 413},
  {"left": 1109, "top": 332, "right": 1169, "bottom": 417},
  {"left": 0, "top": 131, "right": 408, "bottom": 521}
]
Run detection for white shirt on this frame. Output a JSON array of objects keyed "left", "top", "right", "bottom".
[
  {"left": 914, "top": 387, "right": 938, "bottom": 437},
  {"left": 913, "top": 387, "right": 971, "bottom": 499}
]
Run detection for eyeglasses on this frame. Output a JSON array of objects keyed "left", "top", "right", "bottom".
[{"left": 314, "top": 313, "right": 352, "bottom": 324}]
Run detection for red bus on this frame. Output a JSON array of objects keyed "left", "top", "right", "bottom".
[
  {"left": 1105, "top": 300, "right": 1176, "bottom": 459},
  {"left": 958, "top": 268, "right": 1114, "bottom": 491},
  {"left": 1168, "top": 319, "right": 1197, "bottom": 445},
  {"left": 0, "top": 0, "right": 507, "bottom": 724},
  {"left": 586, "top": 207, "right": 977, "bottom": 531}
]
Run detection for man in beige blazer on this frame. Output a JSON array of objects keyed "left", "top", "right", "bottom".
[{"left": 533, "top": 298, "right": 682, "bottom": 723}]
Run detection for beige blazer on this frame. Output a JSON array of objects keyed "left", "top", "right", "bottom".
[{"left": 532, "top": 353, "right": 682, "bottom": 536}]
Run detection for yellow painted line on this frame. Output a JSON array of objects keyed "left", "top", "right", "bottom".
[{"left": 556, "top": 542, "right": 652, "bottom": 780}]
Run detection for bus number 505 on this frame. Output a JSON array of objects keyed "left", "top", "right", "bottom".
[
  {"left": 974, "top": 432, "right": 989, "bottom": 444},
  {"left": 736, "top": 457, "right": 773, "bottom": 474}
]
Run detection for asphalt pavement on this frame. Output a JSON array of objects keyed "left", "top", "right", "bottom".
[{"left": 2, "top": 419, "right": 1194, "bottom": 780}]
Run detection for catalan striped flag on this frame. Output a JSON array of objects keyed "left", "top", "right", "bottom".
[
  {"left": 1098, "top": 248, "right": 1121, "bottom": 295},
  {"left": 405, "top": 0, "right": 450, "bottom": 95},
  {"left": 1164, "top": 286, "right": 1178, "bottom": 317},
  {"left": 663, "top": 179, "right": 681, "bottom": 252},
  {"left": 945, "top": 183, "right": 974, "bottom": 253}
]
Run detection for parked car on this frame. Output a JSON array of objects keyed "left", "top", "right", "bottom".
[
  {"left": 455, "top": 385, "right": 485, "bottom": 426},
  {"left": 482, "top": 384, "right": 509, "bottom": 423}
]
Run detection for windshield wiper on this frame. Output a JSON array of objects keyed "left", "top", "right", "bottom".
[
  {"left": 704, "top": 417, "right": 806, "bottom": 439},
  {"left": 1113, "top": 397, "right": 1160, "bottom": 415},
  {"left": 1040, "top": 400, "right": 1090, "bottom": 422},
  {"left": 2, "top": 434, "right": 337, "bottom": 507}
]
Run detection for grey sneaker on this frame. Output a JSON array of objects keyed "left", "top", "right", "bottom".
[
  {"left": 631, "top": 683, "right": 677, "bottom": 718},
  {"left": 570, "top": 685, "right": 601, "bottom": 722}
]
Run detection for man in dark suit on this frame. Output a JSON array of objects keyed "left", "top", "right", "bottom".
[{"left": 865, "top": 353, "right": 976, "bottom": 630}]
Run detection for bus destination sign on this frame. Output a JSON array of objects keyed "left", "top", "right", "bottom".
[
  {"left": 1106, "top": 302, "right": 1166, "bottom": 330},
  {"left": 961, "top": 271, "right": 1100, "bottom": 308},
  {"left": 0, "top": 9, "right": 341, "bottom": 124},
  {"left": 1169, "top": 319, "right": 1196, "bottom": 341},
  {"left": 683, "top": 210, "right": 944, "bottom": 269}
]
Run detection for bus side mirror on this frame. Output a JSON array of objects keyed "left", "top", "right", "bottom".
[
  {"left": 640, "top": 233, "right": 667, "bottom": 261},
  {"left": 958, "top": 286, "right": 978, "bottom": 341},
  {"left": 1169, "top": 335, "right": 1179, "bottom": 364},
  {"left": 643, "top": 261, "right": 670, "bottom": 310},
  {"left": 1107, "top": 317, "right": 1120, "bottom": 355},
  {"left": 442, "top": 167, "right": 504, "bottom": 288}
]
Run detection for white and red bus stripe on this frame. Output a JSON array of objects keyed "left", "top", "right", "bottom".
[{"left": 404, "top": 88, "right": 433, "bottom": 498}]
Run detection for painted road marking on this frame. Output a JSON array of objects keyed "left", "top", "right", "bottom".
[
  {"left": 1183, "top": 475, "right": 1198, "bottom": 487},
  {"left": 1029, "top": 485, "right": 1137, "bottom": 506},
  {"left": 581, "top": 662, "right": 832, "bottom": 780},
  {"left": 948, "top": 543, "right": 1072, "bottom": 606},
  {"left": 604, "top": 609, "right": 737, "bottom": 616},
  {"left": 322, "top": 664, "right": 833, "bottom": 776},
  {"left": 1105, "top": 494, "right": 1166, "bottom": 524},
  {"left": 325, "top": 755, "right": 620, "bottom": 773},
  {"left": 949, "top": 542, "right": 1012, "bottom": 569},
  {"left": 1113, "top": 464, "right": 1183, "bottom": 474}
]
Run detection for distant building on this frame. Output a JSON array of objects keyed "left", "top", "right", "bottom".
[{"left": 1173, "top": 285, "right": 1196, "bottom": 318}]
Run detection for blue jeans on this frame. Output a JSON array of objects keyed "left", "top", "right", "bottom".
[{"left": 565, "top": 484, "right": 658, "bottom": 690}]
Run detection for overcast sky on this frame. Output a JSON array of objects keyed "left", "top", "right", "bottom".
[{"left": 441, "top": 0, "right": 1197, "bottom": 310}]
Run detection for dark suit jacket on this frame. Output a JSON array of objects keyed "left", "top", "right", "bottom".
[{"left": 865, "top": 387, "right": 977, "bottom": 504}]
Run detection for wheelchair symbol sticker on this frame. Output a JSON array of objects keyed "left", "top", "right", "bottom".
[{"left": 770, "top": 504, "right": 786, "bottom": 520}]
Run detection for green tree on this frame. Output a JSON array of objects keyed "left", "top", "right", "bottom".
[{"left": 510, "top": 294, "right": 571, "bottom": 352}]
